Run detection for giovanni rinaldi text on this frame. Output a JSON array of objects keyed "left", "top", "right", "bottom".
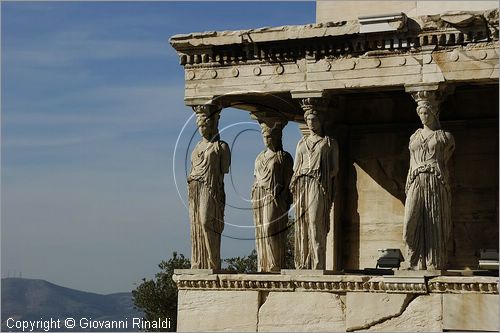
[{"left": 5, "top": 317, "right": 172, "bottom": 331}]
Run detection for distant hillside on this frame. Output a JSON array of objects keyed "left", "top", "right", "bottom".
[{"left": 1, "top": 278, "right": 143, "bottom": 332}]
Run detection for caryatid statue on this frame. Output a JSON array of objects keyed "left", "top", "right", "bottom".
[
  {"left": 251, "top": 118, "right": 293, "bottom": 272},
  {"left": 291, "top": 98, "right": 339, "bottom": 270},
  {"left": 403, "top": 88, "right": 455, "bottom": 270},
  {"left": 188, "top": 104, "right": 231, "bottom": 270}
]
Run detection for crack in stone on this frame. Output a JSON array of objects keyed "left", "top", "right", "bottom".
[
  {"left": 338, "top": 295, "right": 346, "bottom": 312},
  {"left": 348, "top": 294, "right": 418, "bottom": 332},
  {"left": 256, "top": 291, "right": 270, "bottom": 332}
]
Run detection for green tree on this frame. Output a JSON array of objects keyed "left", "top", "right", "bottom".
[
  {"left": 224, "top": 249, "right": 258, "bottom": 273},
  {"left": 132, "top": 252, "right": 190, "bottom": 332}
]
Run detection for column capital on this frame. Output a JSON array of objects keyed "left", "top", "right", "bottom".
[
  {"left": 300, "top": 97, "right": 330, "bottom": 114},
  {"left": 192, "top": 103, "right": 222, "bottom": 118},
  {"left": 250, "top": 110, "right": 288, "bottom": 129},
  {"left": 404, "top": 83, "right": 454, "bottom": 104},
  {"left": 184, "top": 96, "right": 215, "bottom": 107},
  {"left": 290, "top": 90, "right": 326, "bottom": 99},
  {"left": 404, "top": 83, "right": 442, "bottom": 93},
  {"left": 290, "top": 90, "right": 339, "bottom": 115}
]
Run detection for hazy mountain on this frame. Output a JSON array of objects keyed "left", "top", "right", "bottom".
[{"left": 1, "top": 278, "right": 143, "bottom": 331}]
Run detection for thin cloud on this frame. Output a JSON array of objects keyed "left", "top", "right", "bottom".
[
  {"left": 6, "top": 39, "right": 174, "bottom": 68},
  {"left": 3, "top": 84, "right": 188, "bottom": 148},
  {"left": 2, "top": 1, "right": 314, "bottom": 294}
]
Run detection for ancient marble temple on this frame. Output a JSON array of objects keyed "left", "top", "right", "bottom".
[{"left": 171, "top": 1, "right": 499, "bottom": 331}]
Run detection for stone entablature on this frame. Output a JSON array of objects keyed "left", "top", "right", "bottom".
[
  {"left": 170, "top": 10, "right": 498, "bottom": 108},
  {"left": 171, "top": 10, "right": 497, "bottom": 66},
  {"left": 173, "top": 272, "right": 498, "bottom": 295}
]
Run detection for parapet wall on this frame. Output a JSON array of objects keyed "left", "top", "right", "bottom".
[
  {"left": 174, "top": 271, "right": 499, "bottom": 332},
  {"left": 317, "top": 1, "right": 499, "bottom": 23}
]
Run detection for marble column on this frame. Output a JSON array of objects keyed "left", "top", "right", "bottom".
[
  {"left": 188, "top": 103, "right": 231, "bottom": 270},
  {"left": 403, "top": 84, "right": 455, "bottom": 270}
]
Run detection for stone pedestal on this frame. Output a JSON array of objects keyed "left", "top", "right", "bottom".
[{"left": 174, "top": 272, "right": 499, "bottom": 332}]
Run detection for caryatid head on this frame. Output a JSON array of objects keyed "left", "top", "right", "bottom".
[
  {"left": 411, "top": 90, "right": 441, "bottom": 129},
  {"left": 193, "top": 105, "right": 221, "bottom": 141},
  {"left": 303, "top": 108, "right": 323, "bottom": 136},
  {"left": 260, "top": 122, "right": 284, "bottom": 152},
  {"left": 416, "top": 101, "right": 440, "bottom": 128},
  {"left": 300, "top": 97, "right": 327, "bottom": 136}
]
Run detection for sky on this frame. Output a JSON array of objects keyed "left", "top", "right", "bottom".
[{"left": 1, "top": 1, "right": 314, "bottom": 294}]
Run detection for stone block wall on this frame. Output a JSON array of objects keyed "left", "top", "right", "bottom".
[
  {"left": 316, "top": 1, "right": 499, "bottom": 23},
  {"left": 175, "top": 273, "right": 499, "bottom": 332},
  {"left": 177, "top": 290, "right": 259, "bottom": 331}
]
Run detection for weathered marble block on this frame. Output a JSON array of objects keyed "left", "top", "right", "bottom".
[
  {"left": 258, "top": 292, "right": 345, "bottom": 332},
  {"left": 443, "top": 294, "right": 499, "bottom": 331},
  {"left": 177, "top": 290, "right": 259, "bottom": 332},
  {"left": 346, "top": 293, "right": 413, "bottom": 331},
  {"left": 361, "top": 294, "right": 443, "bottom": 332}
]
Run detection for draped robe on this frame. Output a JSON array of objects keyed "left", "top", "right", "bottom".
[
  {"left": 252, "top": 149, "right": 293, "bottom": 272},
  {"left": 290, "top": 134, "right": 339, "bottom": 269},
  {"left": 188, "top": 139, "right": 230, "bottom": 269},
  {"left": 403, "top": 128, "right": 455, "bottom": 270}
]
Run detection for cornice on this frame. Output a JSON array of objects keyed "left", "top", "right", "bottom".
[
  {"left": 173, "top": 273, "right": 499, "bottom": 295},
  {"left": 170, "top": 10, "right": 498, "bottom": 69}
]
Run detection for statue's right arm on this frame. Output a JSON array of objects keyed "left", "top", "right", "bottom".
[
  {"left": 404, "top": 133, "right": 417, "bottom": 195},
  {"left": 220, "top": 141, "right": 231, "bottom": 174}
]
